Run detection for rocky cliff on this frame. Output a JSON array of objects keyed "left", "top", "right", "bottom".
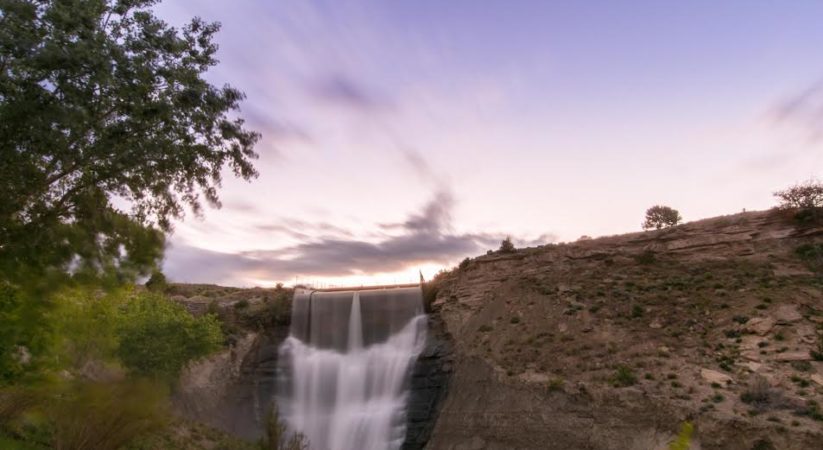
[{"left": 425, "top": 210, "right": 823, "bottom": 450}]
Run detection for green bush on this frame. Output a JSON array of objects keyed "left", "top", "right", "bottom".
[
  {"left": 117, "top": 292, "right": 223, "bottom": 381},
  {"left": 48, "top": 380, "right": 168, "bottom": 450},
  {"left": 0, "top": 284, "right": 55, "bottom": 386},
  {"left": 634, "top": 250, "right": 656, "bottom": 265},
  {"left": 611, "top": 366, "right": 637, "bottom": 387},
  {"left": 642, "top": 205, "right": 682, "bottom": 230},
  {"left": 234, "top": 299, "right": 250, "bottom": 309},
  {"left": 795, "top": 243, "right": 823, "bottom": 272},
  {"left": 668, "top": 421, "right": 693, "bottom": 450},
  {"left": 774, "top": 180, "right": 823, "bottom": 208},
  {"left": 499, "top": 237, "right": 516, "bottom": 253},
  {"left": 547, "top": 378, "right": 564, "bottom": 392},
  {"left": 144, "top": 272, "right": 168, "bottom": 293}
]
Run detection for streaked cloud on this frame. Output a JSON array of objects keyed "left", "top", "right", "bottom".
[
  {"left": 772, "top": 80, "right": 823, "bottom": 141},
  {"left": 163, "top": 188, "right": 554, "bottom": 285},
  {"left": 308, "top": 73, "right": 393, "bottom": 113}
]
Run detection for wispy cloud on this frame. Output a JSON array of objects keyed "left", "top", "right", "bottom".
[
  {"left": 308, "top": 73, "right": 394, "bottom": 113},
  {"left": 772, "top": 80, "right": 823, "bottom": 142},
  {"left": 163, "top": 188, "right": 555, "bottom": 285}
]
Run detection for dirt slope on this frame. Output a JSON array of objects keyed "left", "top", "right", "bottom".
[{"left": 427, "top": 210, "right": 823, "bottom": 450}]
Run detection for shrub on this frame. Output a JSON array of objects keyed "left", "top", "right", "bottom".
[
  {"left": 611, "top": 366, "right": 637, "bottom": 387},
  {"left": 234, "top": 299, "right": 250, "bottom": 309},
  {"left": 668, "top": 421, "right": 693, "bottom": 450},
  {"left": 547, "top": 378, "right": 565, "bottom": 392},
  {"left": 48, "top": 380, "right": 168, "bottom": 450},
  {"left": 458, "top": 258, "right": 470, "bottom": 270},
  {"left": 116, "top": 292, "right": 223, "bottom": 381},
  {"left": 795, "top": 243, "right": 823, "bottom": 272},
  {"left": 774, "top": 179, "right": 823, "bottom": 210},
  {"left": 499, "top": 237, "right": 516, "bottom": 253},
  {"left": 422, "top": 270, "right": 449, "bottom": 313},
  {"left": 0, "top": 387, "right": 42, "bottom": 428},
  {"left": 634, "top": 250, "right": 656, "bottom": 265},
  {"left": 0, "top": 284, "right": 53, "bottom": 386},
  {"left": 144, "top": 272, "right": 168, "bottom": 293},
  {"left": 740, "top": 375, "right": 780, "bottom": 410},
  {"left": 642, "top": 206, "right": 682, "bottom": 230}
]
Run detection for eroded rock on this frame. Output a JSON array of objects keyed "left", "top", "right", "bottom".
[{"left": 701, "top": 368, "right": 733, "bottom": 386}]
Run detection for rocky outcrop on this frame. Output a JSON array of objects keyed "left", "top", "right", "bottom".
[
  {"left": 174, "top": 325, "right": 290, "bottom": 440},
  {"left": 404, "top": 314, "right": 454, "bottom": 450},
  {"left": 425, "top": 210, "right": 823, "bottom": 449}
]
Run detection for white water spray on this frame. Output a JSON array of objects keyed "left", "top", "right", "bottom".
[{"left": 277, "top": 287, "right": 426, "bottom": 450}]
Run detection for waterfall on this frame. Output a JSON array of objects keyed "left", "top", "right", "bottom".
[{"left": 277, "top": 287, "right": 427, "bottom": 450}]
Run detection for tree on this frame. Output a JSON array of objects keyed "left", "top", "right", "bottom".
[
  {"left": 116, "top": 291, "right": 222, "bottom": 381},
  {"left": 642, "top": 205, "right": 682, "bottom": 230},
  {"left": 774, "top": 180, "right": 823, "bottom": 210},
  {"left": 499, "top": 236, "right": 516, "bottom": 253},
  {"left": 0, "top": 0, "right": 260, "bottom": 291},
  {"left": 144, "top": 271, "right": 167, "bottom": 293}
]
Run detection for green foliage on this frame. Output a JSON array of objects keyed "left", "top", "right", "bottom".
[
  {"left": 499, "top": 236, "right": 516, "bottom": 253},
  {"left": 610, "top": 366, "right": 637, "bottom": 387},
  {"left": 47, "top": 380, "right": 168, "bottom": 450},
  {"left": 546, "top": 378, "right": 564, "bottom": 392},
  {"left": 50, "top": 288, "right": 124, "bottom": 371},
  {"left": 116, "top": 292, "right": 223, "bottom": 381},
  {"left": 0, "top": 0, "right": 259, "bottom": 291},
  {"left": 422, "top": 269, "right": 449, "bottom": 313},
  {"left": 144, "top": 272, "right": 168, "bottom": 293},
  {"left": 642, "top": 205, "right": 682, "bottom": 230},
  {"left": 795, "top": 243, "right": 823, "bottom": 272},
  {"left": 775, "top": 180, "right": 823, "bottom": 208},
  {"left": 634, "top": 250, "right": 656, "bottom": 265},
  {"left": 668, "top": 421, "right": 693, "bottom": 450},
  {"left": 234, "top": 299, "right": 250, "bottom": 309},
  {"left": 0, "top": 284, "right": 54, "bottom": 386}
]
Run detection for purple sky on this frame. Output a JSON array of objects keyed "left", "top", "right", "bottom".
[{"left": 154, "top": 0, "right": 823, "bottom": 287}]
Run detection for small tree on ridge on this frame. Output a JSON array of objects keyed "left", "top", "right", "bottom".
[{"left": 642, "top": 205, "right": 682, "bottom": 230}]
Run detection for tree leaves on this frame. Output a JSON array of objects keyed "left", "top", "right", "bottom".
[{"left": 0, "top": 0, "right": 260, "bottom": 290}]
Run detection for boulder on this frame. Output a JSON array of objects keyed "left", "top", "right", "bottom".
[
  {"left": 741, "top": 362, "right": 763, "bottom": 373},
  {"left": 701, "top": 368, "right": 733, "bottom": 386},
  {"left": 746, "top": 317, "right": 776, "bottom": 336},
  {"left": 773, "top": 304, "right": 803, "bottom": 324},
  {"left": 774, "top": 351, "right": 812, "bottom": 362}
]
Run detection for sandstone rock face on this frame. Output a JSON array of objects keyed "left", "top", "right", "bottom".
[
  {"left": 425, "top": 210, "right": 823, "bottom": 450},
  {"left": 174, "top": 327, "right": 289, "bottom": 440}
]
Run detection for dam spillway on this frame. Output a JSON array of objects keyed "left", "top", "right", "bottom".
[{"left": 276, "top": 286, "right": 427, "bottom": 450}]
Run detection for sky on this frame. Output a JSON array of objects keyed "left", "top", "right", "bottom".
[{"left": 153, "top": 0, "right": 823, "bottom": 287}]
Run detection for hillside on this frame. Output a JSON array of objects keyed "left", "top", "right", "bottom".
[{"left": 425, "top": 209, "right": 823, "bottom": 449}]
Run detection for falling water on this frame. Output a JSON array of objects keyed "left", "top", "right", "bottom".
[{"left": 277, "top": 287, "right": 427, "bottom": 450}]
